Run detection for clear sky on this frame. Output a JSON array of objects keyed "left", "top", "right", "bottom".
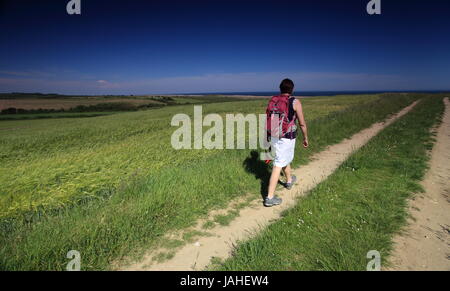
[{"left": 0, "top": 0, "right": 449, "bottom": 94}]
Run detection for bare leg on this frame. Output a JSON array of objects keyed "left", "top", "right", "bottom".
[
  {"left": 283, "top": 164, "right": 292, "bottom": 184},
  {"left": 267, "top": 166, "right": 282, "bottom": 199}
]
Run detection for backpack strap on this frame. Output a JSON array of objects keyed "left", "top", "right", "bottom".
[
  {"left": 287, "top": 96, "right": 296, "bottom": 122},
  {"left": 284, "top": 97, "right": 298, "bottom": 139}
]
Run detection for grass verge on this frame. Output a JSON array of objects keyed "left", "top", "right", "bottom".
[
  {"left": 212, "top": 95, "right": 444, "bottom": 270},
  {"left": 0, "top": 94, "right": 421, "bottom": 270}
]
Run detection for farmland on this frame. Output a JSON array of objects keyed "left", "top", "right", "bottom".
[
  {"left": 0, "top": 93, "right": 439, "bottom": 270},
  {"left": 0, "top": 93, "right": 378, "bottom": 219},
  {"left": 0, "top": 93, "right": 244, "bottom": 120}
]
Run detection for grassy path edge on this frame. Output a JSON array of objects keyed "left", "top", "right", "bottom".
[
  {"left": 214, "top": 96, "right": 444, "bottom": 271},
  {"left": 122, "top": 100, "right": 420, "bottom": 270},
  {"left": 387, "top": 97, "right": 450, "bottom": 270}
]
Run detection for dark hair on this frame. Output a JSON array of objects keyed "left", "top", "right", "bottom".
[{"left": 279, "top": 78, "right": 294, "bottom": 94}]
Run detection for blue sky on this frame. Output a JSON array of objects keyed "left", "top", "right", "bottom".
[{"left": 0, "top": 0, "right": 449, "bottom": 94}]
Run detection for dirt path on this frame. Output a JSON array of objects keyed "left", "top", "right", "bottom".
[
  {"left": 121, "top": 100, "right": 419, "bottom": 271},
  {"left": 387, "top": 98, "right": 450, "bottom": 271}
]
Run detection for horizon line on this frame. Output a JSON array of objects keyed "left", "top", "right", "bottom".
[{"left": 1, "top": 89, "right": 450, "bottom": 97}]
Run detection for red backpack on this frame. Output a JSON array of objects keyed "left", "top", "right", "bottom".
[{"left": 266, "top": 95, "right": 297, "bottom": 140}]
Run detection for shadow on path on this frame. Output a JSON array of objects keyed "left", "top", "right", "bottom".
[{"left": 242, "top": 151, "right": 273, "bottom": 200}]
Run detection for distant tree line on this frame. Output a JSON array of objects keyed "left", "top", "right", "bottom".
[
  {"left": 0, "top": 98, "right": 179, "bottom": 115},
  {"left": 0, "top": 92, "right": 181, "bottom": 99}
]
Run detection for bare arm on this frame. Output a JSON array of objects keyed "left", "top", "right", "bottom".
[{"left": 294, "top": 99, "right": 309, "bottom": 148}]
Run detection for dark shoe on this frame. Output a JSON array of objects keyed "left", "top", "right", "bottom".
[
  {"left": 264, "top": 196, "right": 282, "bottom": 207},
  {"left": 285, "top": 175, "right": 297, "bottom": 190}
]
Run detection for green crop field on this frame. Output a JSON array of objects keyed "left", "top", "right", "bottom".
[
  {"left": 0, "top": 94, "right": 377, "bottom": 219},
  {"left": 0, "top": 93, "right": 431, "bottom": 270}
]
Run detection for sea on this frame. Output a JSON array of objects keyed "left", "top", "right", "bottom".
[{"left": 178, "top": 90, "right": 447, "bottom": 97}]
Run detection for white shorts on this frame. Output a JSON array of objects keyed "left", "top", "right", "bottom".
[{"left": 270, "top": 137, "right": 296, "bottom": 167}]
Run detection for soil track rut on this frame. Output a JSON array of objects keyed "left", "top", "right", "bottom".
[
  {"left": 122, "top": 100, "right": 419, "bottom": 271},
  {"left": 388, "top": 98, "right": 450, "bottom": 271}
]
